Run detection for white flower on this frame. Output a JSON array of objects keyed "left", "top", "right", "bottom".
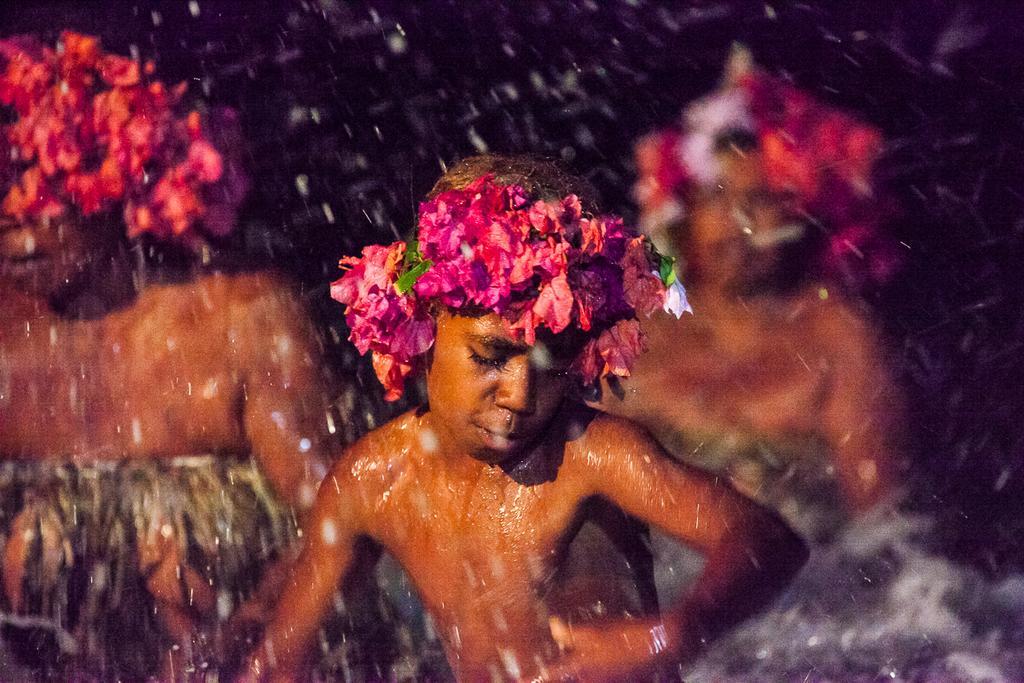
[
  {"left": 663, "top": 278, "right": 693, "bottom": 318},
  {"left": 685, "top": 88, "right": 754, "bottom": 139},
  {"left": 679, "top": 132, "right": 720, "bottom": 186},
  {"left": 680, "top": 88, "right": 756, "bottom": 187}
]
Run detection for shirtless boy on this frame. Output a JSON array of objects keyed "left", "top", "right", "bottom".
[
  {"left": 0, "top": 33, "right": 341, "bottom": 675},
  {"left": 243, "top": 156, "right": 807, "bottom": 681},
  {"left": 619, "top": 48, "right": 905, "bottom": 514}
]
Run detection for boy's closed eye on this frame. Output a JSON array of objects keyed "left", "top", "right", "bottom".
[
  {"left": 467, "top": 335, "right": 526, "bottom": 371},
  {"left": 469, "top": 350, "right": 507, "bottom": 369},
  {"left": 468, "top": 346, "right": 571, "bottom": 378}
]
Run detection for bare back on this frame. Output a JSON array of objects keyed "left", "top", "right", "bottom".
[
  {"left": 0, "top": 271, "right": 332, "bottom": 505},
  {"left": 595, "top": 286, "right": 902, "bottom": 508}
]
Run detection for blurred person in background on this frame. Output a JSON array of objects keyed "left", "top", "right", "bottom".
[
  {"left": 0, "top": 32, "right": 364, "bottom": 678},
  {"left": 595, "top": 47, "right": 906, "bottom": 535}
]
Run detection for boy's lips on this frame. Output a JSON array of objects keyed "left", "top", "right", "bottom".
[
  {"left": 472, "top": 421, "right": 527, "bottom": 451},
  {"left": 0, "top": 252, "right": 52, "bottom": 278},
  {"left": 0, "top": 228, "right": 55, "bottom": 275}
]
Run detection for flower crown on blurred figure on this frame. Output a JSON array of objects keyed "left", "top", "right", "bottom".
[
  {"left": 635, "top": 45, "right": 901, "bottom": 290},
  {"left": 331, "top": 172, "right": 691, "bottom": 401},
  {"left": 0, "top": 30, "right": 247, "bottom": 246}
]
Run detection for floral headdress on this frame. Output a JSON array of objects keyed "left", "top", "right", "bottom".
[
  {"left": 636, "top": 48, "right": 899, "bottom": 288},
  {"left": 0, "top": 31, "right": 246, "bottom": 244},
  {"left": 331, "top": 174, "right": 690, "bottom": 401}
]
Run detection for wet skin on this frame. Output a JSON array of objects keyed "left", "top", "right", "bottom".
[
  {"left": 0, "top": 216, "right": 336, "bottom": 669},
  {"left": 245, "top": 311, "right": 806, "bottom": 681},
  {"left": 598, "top": 149, "right": 903, "bottom": 510},
  {"left": 0, "top": 267, "right": 332, "bottom": 508}
]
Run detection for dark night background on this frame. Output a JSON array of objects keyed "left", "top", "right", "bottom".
[{"left": 3, "top": 0, "right": 1023, "bottom": 572}]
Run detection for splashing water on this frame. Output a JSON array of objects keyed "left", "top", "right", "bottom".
[{"left": 683, "top": 499, "right": 1024, "bottom": 682}]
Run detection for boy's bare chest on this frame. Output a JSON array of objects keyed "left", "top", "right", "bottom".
[
  {"left": 374, "top": 467, "right": 583, "bottom": 600},
  {"left": 369, "top": 470, "right": 584, "bottom": 660},
  {"left": 391, "top": 468, "right": 577, "bottom": 546}
]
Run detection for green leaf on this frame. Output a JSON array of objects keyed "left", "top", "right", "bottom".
[
  {"left": 658, "top": 254, "right": 677, "bottom": 286},
  {"left": 394, "top": 259, "right": 433, "bottom": 294},
  {"left": 403, "top": 240, "right": 422, "bottom": 268}
]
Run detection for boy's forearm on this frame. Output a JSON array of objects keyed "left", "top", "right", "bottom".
[
  {"left": 548, "top": 512, "right": 806, "bottom": 680},
  {"left": 671, "top": 512, "right": 807, "bottom": 648},
  {"left": 245, "top": 563, "right": 337, "bottom": 679},
  {"left": 244, "top": 501, "right": 355, "bottom": 680}
]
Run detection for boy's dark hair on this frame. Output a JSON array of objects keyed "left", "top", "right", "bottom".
[{"left": 429, "top": 154, "right": 601, "bottom": 214}]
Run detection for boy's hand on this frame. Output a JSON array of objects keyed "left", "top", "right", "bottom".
[{"left": 534, "top": 614, "right": 699, "bottom": 681}]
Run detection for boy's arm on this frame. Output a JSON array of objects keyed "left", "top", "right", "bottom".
[
  {"left": 547, "top": 417, "right": 807, "bottom": 680},
  {"left": 820, "top": 307, "right": 903, "bottom": 509},
  {"left": 240, "top": 456, "right": 365, "bottom": 682},
  {"left": 240, "top": 283, "right": 338, "bottom": 512}
]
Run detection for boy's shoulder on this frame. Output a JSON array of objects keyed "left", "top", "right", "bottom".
[
  {"left": 131, "top": 271, "right": 305, "bottom": 320},
  {"left": 562, "top": 408, "right": 658, "bottom": 465},
  {"left": 575, "top": 408, "right": 649, "bottom": 438},
  {"left": 330, "top": 409, "right": 421, "bottom": 486}
]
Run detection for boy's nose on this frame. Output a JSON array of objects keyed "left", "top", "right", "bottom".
[{"left": 494, "top": 357, "right": 536, "bottom": 415}]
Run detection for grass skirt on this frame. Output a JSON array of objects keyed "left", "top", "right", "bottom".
[{"left": 0, "top": 457, "right": 295, "bottom": 678}]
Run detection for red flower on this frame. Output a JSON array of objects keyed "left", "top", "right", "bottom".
[
  {"left": 1, "top": 31, "right": 243, "bottom": 244},
  {"left": 621, "top": 237, "right": 665, "bottom": 316},
  {"left": 572, "top": 338, "right": 603, "bottom": 384},
  {"left": 372, "top": 353, "right": 415, "bottom": 403},
  {"left": 98, "top": 54, "right": 140, "bottom": 87},
  {"left": 637, "top": 63, "right": 897, "bottom": 292},
  {"left": 595, "top": 319, "right": 646, "bottom": 378},
  {"left": 3, "top": 166, "right": 63, "bottom": 219},
  {"left": 64, "top": 154, "right": 124, "bottom": 215}
]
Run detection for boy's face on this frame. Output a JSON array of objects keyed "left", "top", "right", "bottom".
[
  {"left": 0, "top": 215, "right": 110, "bottom": 299},
  {"left": 683, "top": 149, "right": 802, "bottom": 287},
  {"left": 426, "top": 310, "right": 575, "bottom": 464}
]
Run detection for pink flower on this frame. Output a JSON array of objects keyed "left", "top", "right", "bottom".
[
  {"left": 528, "top": 194, "right": 581, "bottom": 239},
  {"left": 334, "top": 176, "right": 680, "bottom": 400},
  {"left": 332, "top": 242, "right": 405, "bottom": 305},
  {"left": 532, "top": 273, "right": 573, "bottom": 334},
  {"left": 185, "top": 139, "right": 224, "bottom": 184},
  {"left": 391, "top": 315, "right": 435, "bottom": 361}
]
